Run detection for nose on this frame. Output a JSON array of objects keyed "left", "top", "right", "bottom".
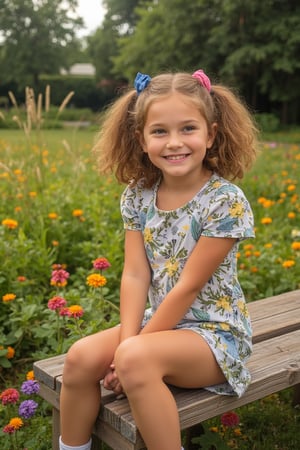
[{"left": 166, "top": 134, "right": 183, "bottom": 149}]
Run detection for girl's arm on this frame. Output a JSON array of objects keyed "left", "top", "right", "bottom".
[
  {"left": 140, "top": 236, "right": 236, "bottom": 334},
  {"left": 119, "top": 229, "right": 151, "bottom": 342}
]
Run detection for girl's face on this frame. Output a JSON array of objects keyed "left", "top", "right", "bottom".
[{"left": 140, "top": 92, "right": 216, "bottom": 184}]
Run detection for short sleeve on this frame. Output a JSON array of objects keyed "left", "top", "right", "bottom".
[
  {"left": 120, "top": 184, "right": 142, "bottom": 231},
  {"left": 201, "top": 184, "right": 255, "bottom": 240}
]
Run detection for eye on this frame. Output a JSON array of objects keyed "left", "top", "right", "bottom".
[
  {"left": 151, "top": 128, "right": 166, "bottom": 135},
  {"left": 182, "top": 125, "right": 196, "bottom": 132}
]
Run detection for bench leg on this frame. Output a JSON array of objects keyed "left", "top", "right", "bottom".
[
  {"left": 52, "top": 408, "right": 60, "bottom": 450},
  {"left": 293, "top": 384, "right": 300, "bottom": 406}
]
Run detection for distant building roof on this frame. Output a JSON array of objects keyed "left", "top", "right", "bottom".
[{"left": 61, "top": 63, "right": 96, "bottom": 76}]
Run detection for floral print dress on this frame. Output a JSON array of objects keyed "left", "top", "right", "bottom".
[{"left": 120, "top": 173, "right": 255, "bottom": 397}]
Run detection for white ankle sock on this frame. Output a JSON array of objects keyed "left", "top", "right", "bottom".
[{"left": 59, "top": 436, "right": 92, "bottom": 450}]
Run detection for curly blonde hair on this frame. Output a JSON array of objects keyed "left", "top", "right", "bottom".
[{"left": 93, "top": 72, "right": 258, "bottom": 187}]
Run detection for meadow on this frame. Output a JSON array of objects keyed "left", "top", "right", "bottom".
[{"left": 0, "top": 125, "right": 300, "bottom": 449}]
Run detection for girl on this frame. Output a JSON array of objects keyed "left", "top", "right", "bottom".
[{"left": 59, "top": 69, "right": 258, "bottom": 450}]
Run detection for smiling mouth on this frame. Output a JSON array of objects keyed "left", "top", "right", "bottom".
[{"left": 164, "top": 154, "right": 190, "bottom": 161}]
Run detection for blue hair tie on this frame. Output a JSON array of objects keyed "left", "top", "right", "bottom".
[{"left": 134, "top": 72, "right": 151, "bottom": 95}]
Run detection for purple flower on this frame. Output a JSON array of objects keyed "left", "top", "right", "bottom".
[
  {"left": 21, "top": 380, "right": 40, "bottom": 395},
  {"left": 19, "top": 399, "right": 38, "bottom": 419}
]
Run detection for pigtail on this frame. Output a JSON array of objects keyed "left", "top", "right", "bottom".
[
  {"left": 206, "top": 85, "right": 259, "bottom": 180},
  {"left": 93, "top": 90, "right": 145, "bottom": 184}
]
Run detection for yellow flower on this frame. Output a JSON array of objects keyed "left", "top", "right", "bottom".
[
  {"left": 165, "top": 258, "right": 179, "bottom": 276},
  {"left": 264, "top": 243, "right": 273, "bottom": 248},
  {"left": 282, "top": 260, "right": 295, "bottom": 269},
  {"left": 287, "top": 184, "right": 296, "bottom": 192},
  {"left": 86, "top": 273, "right": 107, "bottom": 287},
  {"left": 288, "top": 212, "right": 296, "bottom": 219},
  {"left": 144, "top": 227, "right": 153, "bottom": 243},
  {"left": 2, "top": 218, "right": 18, "bottom": 229},
  {"left": 261, "top": 217, "right": 272, "bottom": 225},
  {"left": 2, "top": 293, "right": 16, "bottom": 303},
  {"left": 29, "top": 191, "right": 37, "bottom": 198},
  {"left": 229, "top": 202, "right": 244, "bottom": 217},
  {"left": 9, "top": 417, "right": 23, "bottom": 430},
  {"left": 216, "top": 296, "right": 232, "bottom": 312}
]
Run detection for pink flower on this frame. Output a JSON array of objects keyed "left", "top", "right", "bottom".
[
  {"left": 0, "top": 388, "right": 20, "bottom": 405},
  {"left": 59, "top": 307, "right": 70, "bottom": 317},
  {"left": 93, "top": 257, "right": 111, "bottom": 270},
  {"left": 48, "top": 296, "right": 67, "bottom": 311},
  {"left": 221, "top": 411, "right": 240, "bottom": 428},
  {"left": 50, "top": 267, "right": 70, "bottom": 287},
  {"left": 3, "top": 424, "right": 15, "bottom": 434}
]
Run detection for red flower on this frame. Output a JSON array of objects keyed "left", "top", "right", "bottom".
[
  {"left": 0, "top": 388, "right": 20, "bottom": 405},
  {"left": 50, "top": 266, "right": 70, "bottom": 287},
  {"left": 221, "top": 411, "right": 240, "bottom": 428}
]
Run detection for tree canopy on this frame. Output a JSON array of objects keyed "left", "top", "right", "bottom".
[{"left": 0, "top": 0, "right": 83, "bottom": 87}]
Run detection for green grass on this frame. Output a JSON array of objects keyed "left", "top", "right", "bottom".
[{"left": 0, "top": 128, "right": 299, "bottom": 449}]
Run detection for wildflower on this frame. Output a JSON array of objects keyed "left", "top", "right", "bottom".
[
  {"left": 48, "top": 212, "right": 58, "bottom": 220},
  {"left": 3, "top": 424, "right": 15, "bottom": 434},
  {"left": 59, "top": 307, "right": 70, "bottom": 317},
  {"left": 19, "top": 399, "right": 38, "bottom": 419},
  {"left": 29, "top": 191, "right": 37, "bottom": 198},
  {"left": 48, "top": 296, "right": 67, "bottom": 311},
  {"left": 86, "top": 273, "right": 107, "bottom": 288},
  {"left": 2, "top": 218, "right": 18, "bottom": 229},
  {"left": 21, "top": 380, "right": 40, "bottom": 395},
  {"left": 51, "top": 267, "right": 70, "bottom": 287},
  {"left": 52, "top": 240, "right": 59, "bottom": 246},
  {"left": 291, "top": 242, "right": 300, "bottom": 251},
  {"left": 8, "top": 417, "right": 23, "bottom": 430},
  {"left": 72, "top": 209, "right": 84, "bottom": 217},
  {"left": 264, "top": 243, "right": 273, "bottom": 248},
  {"left": 282, "top": 260, "right": 295, "bottom": 269},
  {"left": 26, "top": 370, "right": 35, "bottom": 380},
  {"left": 287, "top": 184, "right": 296, "bottom": 192},
  {"left": 93, "top": 257, "right": 111, "bottom": 270},
  {"left": 261, "top": 217, "right": 272, "bottom": 225},
  {"left": 6, "top": 346, "right": 15, "bottom": 359},
  {"left": 2, "top": 293, "right": 16, "bottom": 303},
  {"left": 67, "top": 305, "right": 84, "bottom": 318},
  {"left": 17, "top": 275, "right": 27, "bottom": 282},
  {"left": 0, "top": 388, "right": 20, "bottom": 405},
  {"left": 288, "top": 212, "right": 296, "bottom": 219},
  {"left": 221, "top": 411, "right": 240, "bottom": 428},
  {"left": 291, "top": 229, "right": 300, "bottom": 239}
]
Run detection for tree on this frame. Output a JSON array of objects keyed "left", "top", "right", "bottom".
[{"left": 0, "top": 0, "right": 84, "bottom": 89}]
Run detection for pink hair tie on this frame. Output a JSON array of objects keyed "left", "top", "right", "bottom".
[{"left": 192, "top": 69, "right": 211, "bottom": 93}]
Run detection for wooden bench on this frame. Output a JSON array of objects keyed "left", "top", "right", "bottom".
[{"left": 34, "top": 290, "right": 300, "bottom": 450}]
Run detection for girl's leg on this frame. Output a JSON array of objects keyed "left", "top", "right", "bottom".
[
  {"left": 114, "top": 330, "right": 224, "bottom": 450},
  {"left": 60, "top": 326, "right": 120, "bottom": 446}
]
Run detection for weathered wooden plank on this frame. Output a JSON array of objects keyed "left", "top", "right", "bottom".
[{"left": 34, "top": 354, "right": 65, "bottom": 389}]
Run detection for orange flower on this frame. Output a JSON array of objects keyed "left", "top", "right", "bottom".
[
  {"left": 67, "top": 305, "right": 84, "bottom": 318},
  {"left": 288, "top": 212, "right": 296, "bottom": 219},
  {"left": 2, "top": 293, "right": 16, "bottom": 303},
  {"left": 282, "top": 260, "right": 295, "bottom": 269},
  {"left": 6, "top": 346, "right": 15, "bottom": 359},
  {"left": 48, "top": 212, "right": 58, "bottom": 220},
  {"left": 261, "top": 217, "right": 272, "bottom": 225},
  {"left": 86, "top": 273, "right": 107, "bottom": 288},
  {"left": 9, "top": 417, "right": 23, "bottom": 430},
  {"left": 26, "top": 370, "right": 35, "bottom": 380},
  {"left": 72, "top": 209, "right": 84, "bottom": 217},
  {"left": 291, "top": 242, "right": 300, "bottom": 251},
  {"left": 2, "top": 218, "right": 18, "bottom": 229}
]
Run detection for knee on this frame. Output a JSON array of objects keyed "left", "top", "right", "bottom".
[
  {"left": 114, "top": 337, "right": 149, "bottom": 392},
  {"left": 63, "top": 338, "right": 97, "bottom": 386}
]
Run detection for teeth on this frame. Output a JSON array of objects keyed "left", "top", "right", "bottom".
[{"left": 166, "top": 155, "right": 187, "bottom": 160}]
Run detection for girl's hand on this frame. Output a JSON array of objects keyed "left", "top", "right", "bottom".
[{"left": 103, "top": 363, "right": 123, "bottom": 395}]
